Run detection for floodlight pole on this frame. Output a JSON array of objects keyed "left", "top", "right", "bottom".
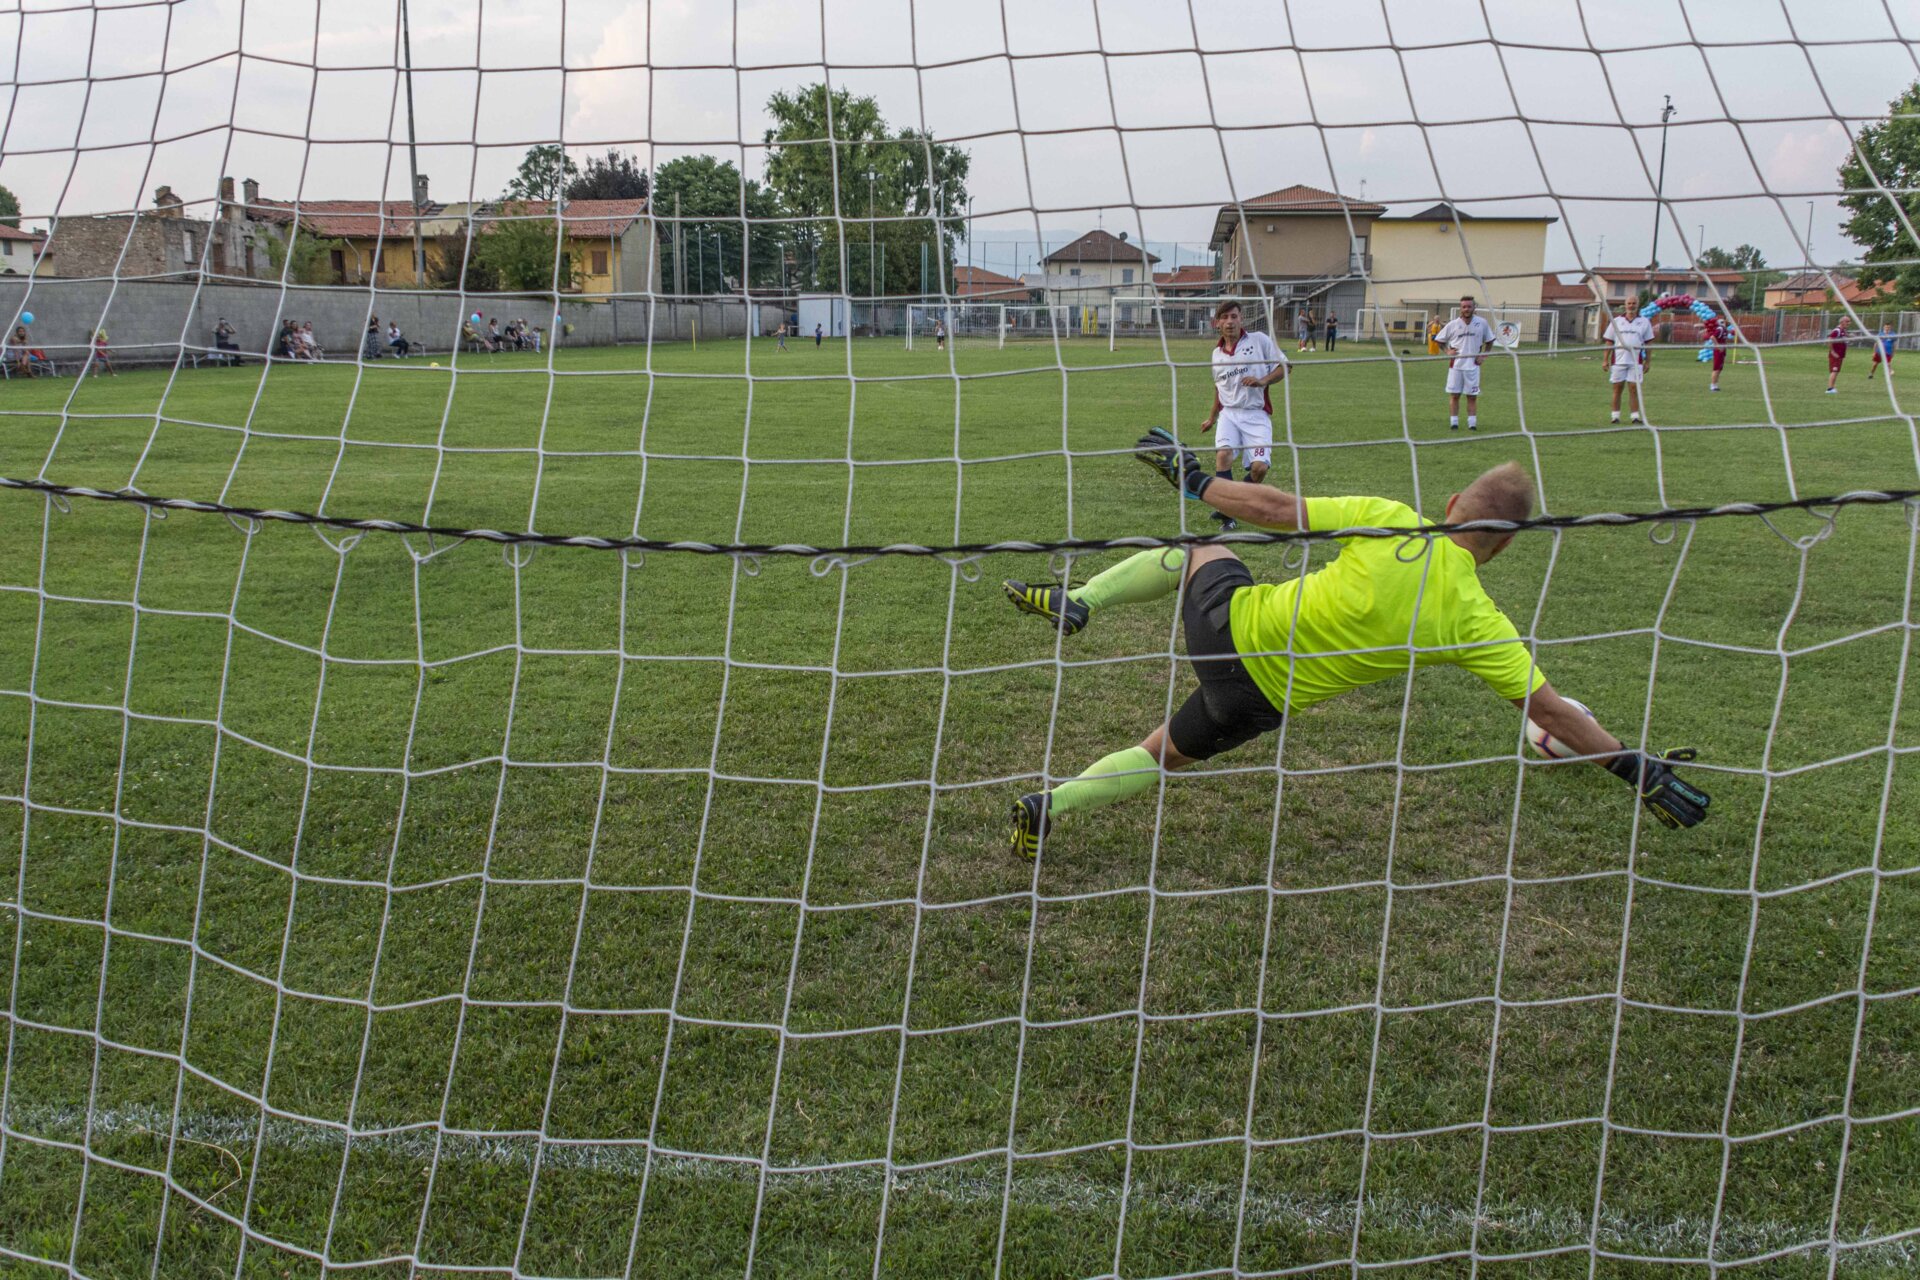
[
  {"left": 399, "top": 0, "right": 426, "bottom": 284},
  {"left": 1647, "top": 94, "right": 1675, "bottom": 300}
]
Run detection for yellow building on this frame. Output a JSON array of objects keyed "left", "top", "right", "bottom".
[
  {"left": 427, "top": 199, "right": 658, "bottom": 295},
  {"left": 487, "top": 199, "right": 658, "bottom": 296},
  {"left": 247, "top": 187, "right": 658, "bottom": 293},
  {"left": 250, "top": 196, "right": 449, "bottom": 286},
  {"left": 1366, "top": 203, "right": 1553, "bottom": 321},
  {"left": 0, "top": 224, "right": 55, "bottom": 277}
]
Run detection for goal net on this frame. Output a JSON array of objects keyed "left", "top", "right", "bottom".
[{"left": 3, "top": 4, "right": 1920, "bottom": 1279}]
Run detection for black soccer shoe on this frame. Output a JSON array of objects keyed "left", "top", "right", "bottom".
[
  {"left": 1011, "top": 792, "right": 1051, "bottom": 860},
  {"left": 1003, "top": 580, "right": 1091, "bottom": 636},
  {"left": 1211, "top": 509, "right": 1239, "bottom": 532}
]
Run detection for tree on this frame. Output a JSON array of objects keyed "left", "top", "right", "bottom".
[
  {"left": 1698, "top": 244, "right": 1766, "bottom": 272},
  {"left": 472, "top": 202, "right": 580, "bottom": 292},
  {"left": 762, "top": 84, "right": 971, "bottom": 295},
  {"left": 427, "top": 228, "right": 499, "bottom": 293},
  {"left": 1840, "top": 79, "right": 1920, "bottom": 302},
  {"left": 506, "top": 144, "right": 578, "bottom": 203},
  {"left": 652, "top": 154, "right": 784, "bottom": 294},
  {"left": 261, "top": 224, "right": 348, "bottom": 285},
  {"left": 1697, "top": 244, "right": 1776, "bottom": 307},
  {"left": 0, "top": 183, "right": 19, "bottom": 230},
  {"left": 566, "top": 149, "right": 650, "bottom": 202}
]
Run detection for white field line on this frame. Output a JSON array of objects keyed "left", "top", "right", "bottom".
[{"left": 5, "top": 1103, "right": 1917, "bottom": 1269}]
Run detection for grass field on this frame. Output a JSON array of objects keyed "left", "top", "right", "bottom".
[{"left": 1, "top": 331, "right": 1918, "bottom": 1279}]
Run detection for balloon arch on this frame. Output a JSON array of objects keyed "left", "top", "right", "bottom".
[{"left": 1638, "top": 293, "right": 1729, "bottom": 363}]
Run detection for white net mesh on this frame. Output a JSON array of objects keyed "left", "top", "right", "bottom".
[{"left": 4, "top": 2, "right": 1920, "bottom": 1277}]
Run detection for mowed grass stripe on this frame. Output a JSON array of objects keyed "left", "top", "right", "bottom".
[{"left": 2, "top": 335, "right": 1918, "bottom": 1278}]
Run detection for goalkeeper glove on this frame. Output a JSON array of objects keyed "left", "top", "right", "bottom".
[
  {"left": 1606, "top": 748, "right": 1711, "bottom": 829},
  {"left": 1135, "top": 427, "right": 1213, "bottom": 501}
]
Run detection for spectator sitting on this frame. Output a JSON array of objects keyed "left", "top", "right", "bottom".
[
  {"left": 362, "top": 319, "right": 384, "bottom": 361},
  {"left": 487, "top": 318, "right": 502, "bottom": 349},
  {"left": 461, "top": 320, "right": 487, "bottom": 352},
  {"left": 387, "top": 321, "right": 410, "bottom": 357},
  {"left": 9, "top": 324, "right": 51, "bottom": 378},
  {"left": 275, "top": 320, "right": 296, "bottom": 359},
  {"left": 90, "top": 330, "right": 117, "bottom": 376},
  {"left": 527, "top": 324, "right": 542, "bottom": 353},
  {"left": 214, "top": 317, "right": 241, "bottom": 365},
  {"left": 299, "top": 321, "right": 322, "bottom": 360}
]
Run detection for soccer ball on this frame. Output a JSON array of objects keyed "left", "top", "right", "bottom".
[
  {"left": 430, "top": 361, "right": 441, "bottom": 368},
  {"left": 1526, "top": 697, "right": 1595, "bottom": 759}
]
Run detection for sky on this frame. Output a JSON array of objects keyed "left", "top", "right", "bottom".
[{"left": 4, "top": 0, "right": 1920, "bottom": 285}]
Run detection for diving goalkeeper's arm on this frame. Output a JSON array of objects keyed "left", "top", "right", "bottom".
[{"left": 1520, "top": 683, "right": 1711, "bottom": 829}]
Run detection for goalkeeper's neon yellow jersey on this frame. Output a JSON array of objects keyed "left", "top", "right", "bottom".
[{"left": 1228, "top": 495, "right": 1547, "bottom": 712}]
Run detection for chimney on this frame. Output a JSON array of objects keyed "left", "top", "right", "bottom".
[
  {"left": 220, "top": 176, "right": 235, "bottom": 203},
  {"left": 152, "top": 186, "right": 183, "bottom": 218},
  {"left": 242, "top": 178, "right": 259, "bottom": 208},
  {"left": 413, "top": 172, "right": 430, "bottom": 208}
]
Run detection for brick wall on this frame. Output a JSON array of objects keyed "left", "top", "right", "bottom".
[{"left": 47, "top": 213, "right": 273, "bottom": 281}]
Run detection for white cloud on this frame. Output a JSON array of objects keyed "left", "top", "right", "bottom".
[{"left": 0, "top": 0, "right": 1914, "bottom": 275}]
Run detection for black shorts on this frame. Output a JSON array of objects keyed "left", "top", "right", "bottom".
[{"left": 1167, "top": 558, "right": 1287, "bottom": 761}]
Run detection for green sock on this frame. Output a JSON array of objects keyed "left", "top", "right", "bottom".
[
  {"left": 1067, "top": 548, "right": 1186, "bottom": 613},
  {"left": 1048, "top": 746, "right": 1160, "bottom": 817}
]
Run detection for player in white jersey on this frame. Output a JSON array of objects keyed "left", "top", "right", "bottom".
[
  {"left": 1434, "top": 295, "right": 1497, "bottom": 430},
  {"left": 1199, "top": 300, "right": 1288, "bottom": 530},
  {"left": 1603, "top": 306, "right": 1655, "bottom": 423}
]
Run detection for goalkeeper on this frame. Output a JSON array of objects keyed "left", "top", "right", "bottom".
[{"left": 1002, "top": 437, "right": 1710, "bottom": 856}]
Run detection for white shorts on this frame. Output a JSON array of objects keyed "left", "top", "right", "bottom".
[
  {"left": 1609, "top": 361, "right": 1644, "bottom": 384},
  {"left": 1445, "top": 364, "right": 1482, "bottom": 396},
  {"left": 1213, "top": 408, "right": 1272, "bottom": 469}
]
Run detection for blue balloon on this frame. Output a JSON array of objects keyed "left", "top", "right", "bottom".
[
  {"left": 19, "top": 311, "right": 33, "bottom": 325},
  {"left": 1697, "top": 347, "right": 1714, "bottom": 362},
  {"left": 1640, "top": 304, "right": 1659, "bottom": 318}
]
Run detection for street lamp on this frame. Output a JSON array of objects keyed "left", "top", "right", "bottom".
[
  {"left": 868, "top": 170, "right": 877, "bottom": 302},
  {"left": 399, "top": 0, "right": 426, "bottom": 284},
  {"left": 1647, "top": 94, "right": 1677, "bottom": 298}
]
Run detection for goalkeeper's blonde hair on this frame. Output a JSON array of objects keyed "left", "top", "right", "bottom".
[{"left": 1456, "top": 462, "right": 1535, "bottom": 525}]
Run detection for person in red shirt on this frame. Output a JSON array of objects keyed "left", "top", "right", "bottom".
[
  {"left": 1707, "top": 316, "right": 1730, "bottom": 392},
  {"left": 1827, "top": 320, "right": 1850, "bottom": 394}
]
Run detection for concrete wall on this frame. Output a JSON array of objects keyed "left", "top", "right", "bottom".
[{"left": 0, "top": 277, "right": 782, "bottom": 363}]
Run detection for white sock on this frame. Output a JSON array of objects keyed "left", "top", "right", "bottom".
[
  {"left": 1467, "top": 415, "right": 1477, "bottom": 428},
  {"left": 1610, "top": 411, "right": 1620, "bottom": 422},
  {"left": 1449, "top": 415, "right": 1458, "bottom": 426}
]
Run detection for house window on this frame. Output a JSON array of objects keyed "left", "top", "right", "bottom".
[
  {"left": 1, "top": 241, "right": 10, "bottom": 257},
  {"left": 561, "top": 252, "right": 574, "bottom": 286},
  {"left": 1122, "top": 268, "right": 1134, "bottom": 284},
  {"left": 245, "top": 244, "right": 255, "bottom": 275},
  {"left": 183, "top": 231, "right": 195, "bottom": 260},
  {"left": 329, "top": 248, "right": 346, "bottom": 282},
  {"left": 1069, "top": 267, "right": 1081, "bottom": 277},
  {"left": 591, "top": 248, "right": 609, "bottom": 276}
]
